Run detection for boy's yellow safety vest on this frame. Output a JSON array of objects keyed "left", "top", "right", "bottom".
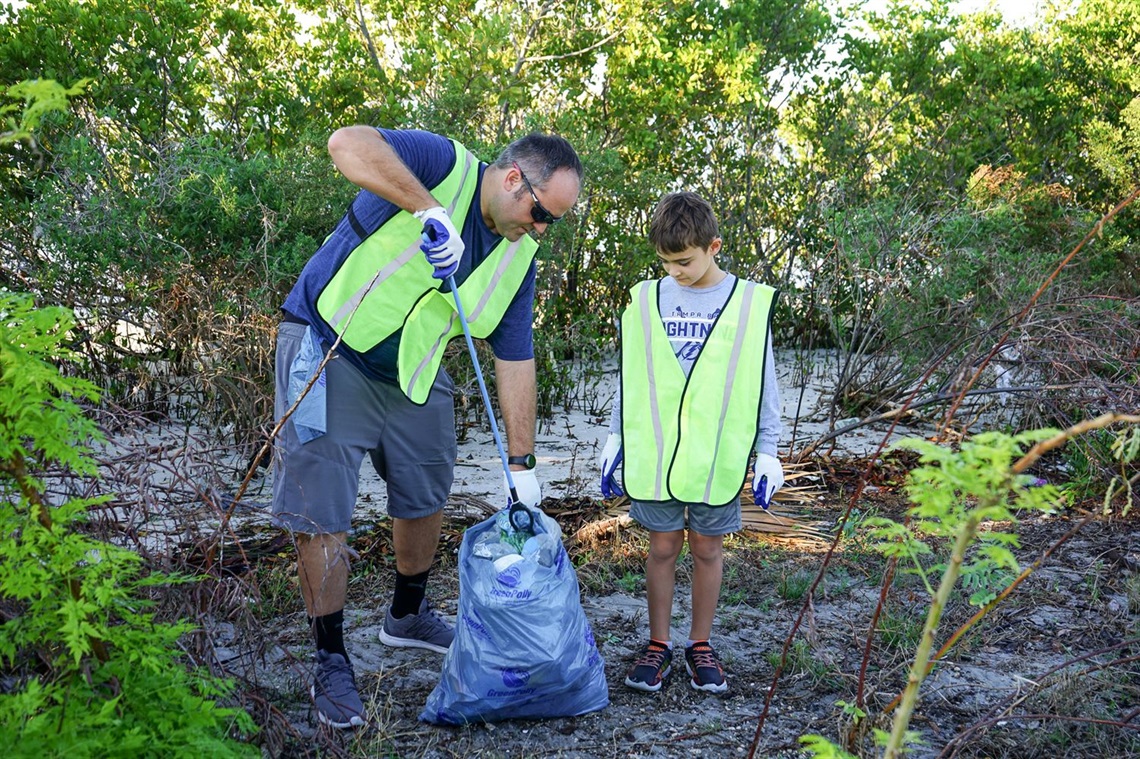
[
  {"left": 620, "top": 278, "right": 777, "bottom": 506},
  {"left": 314, "top": 140, "right": 538, "bottom": 404}
]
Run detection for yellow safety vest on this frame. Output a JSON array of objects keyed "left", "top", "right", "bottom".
[
  {"left": 620, "top": 278, "right": 777, "bottom": 506},
  {"left": 314, "top": 139, "right": 537, "bottom": 404}
]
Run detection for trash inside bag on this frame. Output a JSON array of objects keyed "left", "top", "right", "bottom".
[{"left": 420, "top": 506, "right": 609, "bottom": 725}]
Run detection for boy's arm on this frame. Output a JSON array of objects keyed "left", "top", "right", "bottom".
[
  {"left": 754, "top": 341, "right": 781, "bottom": 457},
  {"left": 600, "top": 337, "right": 624, "bottom": 498},
  {"left": 752, "top": 341, "right": 783, "bottom": 508}
]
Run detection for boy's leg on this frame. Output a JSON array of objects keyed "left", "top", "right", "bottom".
[
  {"left": 626, "top": 502, "right": 687, "bottom": 692},
  {"left": 686, "top": 530, "right": 725, "bottom": 641},
  {"left": 646, "top": 529, "right": 685, "bottom": 641},
  {"left": 682, "top": 504, "right": 738, "bottom": 693},
  {"left": 624, "top": 530, "right": 684, "bottom": 693}
]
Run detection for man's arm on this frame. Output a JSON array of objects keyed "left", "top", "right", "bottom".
[
  {"left": 495, "top": 357, "right": 537, "bottom": 470},
  {"left": 327, "top": 126, "right": 438, "bottom": 213}
]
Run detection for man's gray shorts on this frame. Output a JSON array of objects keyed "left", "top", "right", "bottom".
[
  {"left": 629, "top": 499, "right": 742, "bottom": 536},
  {"left": 271, "top": 321, "right": 457, "bottom": 534}
]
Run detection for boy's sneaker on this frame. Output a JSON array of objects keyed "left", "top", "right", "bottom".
[
  {"left": 624, "top": 640, "right": 673, "bottom": 692},
  {"left": 379, "top": 598, "right": 454, "bottom": 654},
  {"left": 311, "top": 649, "right": 366, "bottom": 728},
  {"left": 685, "top": 640, "right": 728, "bottom": 693}
]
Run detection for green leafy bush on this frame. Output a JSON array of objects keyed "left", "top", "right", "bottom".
[{"left": 0, "top": 292, "right": 256, "bottom": 757}]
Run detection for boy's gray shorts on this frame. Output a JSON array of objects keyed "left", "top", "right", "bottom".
[
  {"left": 629, "top": 499, "right": 742, "bottom": 536},
  {"left": 271, "top": 321, "right": 457, "bottom": 534}
]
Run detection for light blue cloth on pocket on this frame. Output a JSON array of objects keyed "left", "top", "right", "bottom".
[{"left": 287, "top": 326, "right": 327, "bottom": 444}]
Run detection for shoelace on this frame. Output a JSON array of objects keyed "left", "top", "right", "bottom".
[
  {"left": 402, "top": 605, "right": 447, "bottom": 634},
  {"left": 635, "top": 645, "right": 669, "bottom": 669},
  {"left": 421, "top": 603, "right": 445, "bottom": 621},
  {"left": 689, "top": 645, "right": 721, "bottom": 672},
  {"left": 318, "top": 662, "right": 357, "bottom": 699}
]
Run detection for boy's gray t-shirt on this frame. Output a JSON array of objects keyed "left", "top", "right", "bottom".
[{"left": 609, "top": 274, "right": 781, "bottom": 457}]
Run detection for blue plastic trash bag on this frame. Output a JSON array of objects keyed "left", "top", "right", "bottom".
[
  {"left": 286, "top": 326, "right": 327, "bottom": 444},
  {"left": 420, "top": 506, "right": 609, "bottom": 725}
]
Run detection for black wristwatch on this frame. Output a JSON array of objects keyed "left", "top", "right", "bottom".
[{"left": 507, "top": 453, "right": 537, "bottom": 470}]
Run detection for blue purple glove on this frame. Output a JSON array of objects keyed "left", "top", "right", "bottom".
[
  {"left": 752, "top": 453, "right": 784, "bottom": 510},
  {"left": 599, "top": 433, "right": 624, "bottom": 498},
  {"left": 415, "top": 206, "right": 462, "bottom": 279}
]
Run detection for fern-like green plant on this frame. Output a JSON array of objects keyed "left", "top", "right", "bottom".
[
  {"left": 0, "top": 293, "right": 256, "bottom": 756},
  {"left": 802, "top": 417, "right": 1139, "bottom": 758},
  {"left": 872, "top": 431, "right": 1064, "bottom": 758}
]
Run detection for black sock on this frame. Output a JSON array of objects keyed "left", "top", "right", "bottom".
[
  {"left": 309, "top": 610, "right": 348, "bottom": 662},
  {"left": 391, "top": 569, "right": 430, "bottom": 619}
]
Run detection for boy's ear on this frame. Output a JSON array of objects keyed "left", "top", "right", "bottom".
[{"left": 708, "top": 237, "right": 722, "bottom": 255}]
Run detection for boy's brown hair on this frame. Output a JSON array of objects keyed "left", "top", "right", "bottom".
[{"left": 647, "top": 191, "right": 720, "bottom": 254}]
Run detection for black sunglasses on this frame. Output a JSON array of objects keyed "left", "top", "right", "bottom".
[{"left": 513, "top": 161, "right": 563, "bottom": 225}]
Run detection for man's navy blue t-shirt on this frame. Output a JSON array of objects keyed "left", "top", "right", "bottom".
[{"left": 281, "top": 129, "right": 536, "bottom": 384}]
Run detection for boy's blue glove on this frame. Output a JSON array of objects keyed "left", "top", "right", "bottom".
[
  {"left": 752, "top": 453, "right": 785, "bottom": 510},
  {"left": 415, "top": 206, "right": 463, "bottom": 279},
  {"left": 599, "top": 433, "right": 624, "bottom": 498}
]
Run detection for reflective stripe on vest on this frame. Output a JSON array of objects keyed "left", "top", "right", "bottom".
[
  {"left": 316, "top": 141, "right": 479, "bottom": 352},
  {"left": 620, "top": 278, "right": 777, "bottom": 506},
  {"left": 397, "top": 234, "right": 535, "bottom": 404}
]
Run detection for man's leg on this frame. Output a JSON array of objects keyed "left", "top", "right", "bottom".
[
  {"left": 389, "top": 511, "right": 444, "bottom": 616},
  {"left": 298, "top": 531, "right": 350, "bottom": 615},
  {"left": 374, "top": 372, "right": 456, "bottom": 653},
  {"left": 377, "top": 509, "right": 454, "bottom": 653},
  {"left": 271, "top": 322, "right": 372, "bottom": 727},
  {"left": 297, "top": 531, "right": 351, "bottom": 658}
]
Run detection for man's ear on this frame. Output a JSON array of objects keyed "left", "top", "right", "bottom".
[{"left": 504, "top": 164, "right": 523, "bottom": 192}]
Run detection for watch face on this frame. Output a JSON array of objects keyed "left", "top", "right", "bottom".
[{"left": 510, "top": 454, "right": 537, "bottom": 469}]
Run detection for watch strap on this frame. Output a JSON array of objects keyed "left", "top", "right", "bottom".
[{"left": 507, "top": 454, "right": 536, "bottom": 469}]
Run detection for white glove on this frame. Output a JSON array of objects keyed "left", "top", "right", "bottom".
[
  {"left": 752, "top": 453, "right": 784, "bottom": 510},
  {"left": 504, "top": 468, "right": 542, "bottom": 509},
  {"left": 415, "top": 206, "right": 463, "bottom": 279},
  {"left": 598, "top": 433, "right": 624, "bottom": 498}
]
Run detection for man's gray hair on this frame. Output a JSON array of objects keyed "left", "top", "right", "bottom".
[{"left": 494, "top": 133, "right": 583, "bottom": 187}]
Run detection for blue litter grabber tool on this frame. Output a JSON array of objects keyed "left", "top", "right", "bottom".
[{"left": 422, "top": 229, "right": 531, "bottom": 525}]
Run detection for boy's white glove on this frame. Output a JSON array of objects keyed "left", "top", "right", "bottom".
[
  {"left": 599, "top": 433, "right": 624, "bottom": 498},
  {"left": 415, "top": 206, "right": 463, "bottom": 279},
  {"left": 752, "top": 453, "right": 784, "bottom": 510},
  {"left": 504, "top": 468, "right": 542, "bottom": 509}
]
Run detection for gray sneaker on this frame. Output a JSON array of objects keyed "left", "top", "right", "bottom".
[
  {"left": 310, "top": 650, "right": 366, "bottom": 728},
  {"left": 378, "top": 598, "right": 454, "bottom": 653}
]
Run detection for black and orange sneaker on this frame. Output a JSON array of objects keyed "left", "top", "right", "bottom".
[
  {"left": 684, "top": 640, "right": 728, "bottom": 693},
  {"left": 624, "top": 640, "right": 673, "bottom": 692}
]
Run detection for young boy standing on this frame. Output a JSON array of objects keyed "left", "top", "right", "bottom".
[{"left": 598, "top": 191, "right": 784, "bottom": 693}]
